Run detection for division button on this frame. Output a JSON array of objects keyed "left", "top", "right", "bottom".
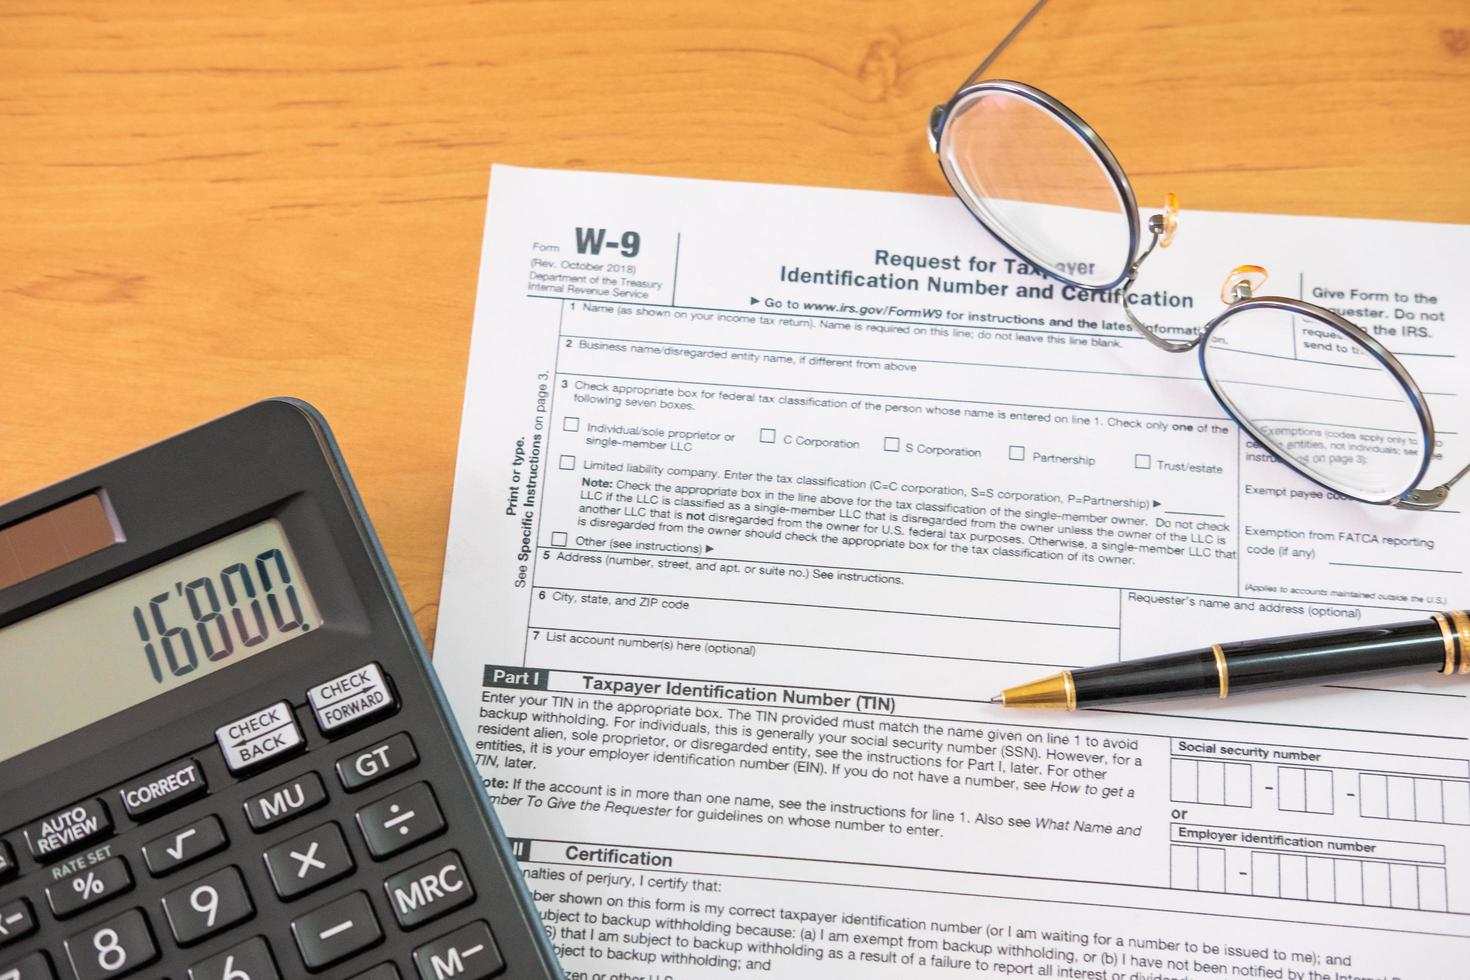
[
  {"left": 411, "top": 921, "right": 503, "bottom": 980},
  {"left": 355, "top": 783, "right": 445, "bottom": 859},
  {"left": 337, "top": 733, "right": 418, "bottom": 792},
  {"left": 0, "top": 898, "right": 36, "bottom": 947},
  {"left": 64, "top": 908, "right": 158, "bottom": 980},
  {"left": 161, "top": 867, "right": 255, "bottom": 946},
  {"left": 263, "top": 823, "right": 355, "bottom": 900},
  {"left": 23, "top": 798, "right": 112, "bottom": 861},
  {"left": 384, "top": 851, "right": 475, "bottom": 930},
  {"left": 0, "top": 950, "right": 55, "bottom": 980},
  {"left": 290, "top": 891, "right": 382, "bottom": 971},
  {"left": 47, "top": 857, "right": 133, "bottom": 919},
  {"left": 187, "top": 936, "right": 280, "bottom": 980},
  {"left": 244, "top": 772, "right": 327, "bottom": 832},
  {"left": 142, "top": 815, "right": 228, "bottom": 877},
  {"left": 215, "top": 702, "right": 304, "bottom": 774},
  {"left": 117, "top": 757, "right": 206, "bottom": 821},
  {"left": 0, "top": 841, "right": 16, "bottom": 883},
  {"left": 309, "top": 663, "right": 396, "bottom": 735}
]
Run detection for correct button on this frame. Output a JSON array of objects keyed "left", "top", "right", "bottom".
[{"left": 117, "top": 757, "right": 206, "bottom": 821}]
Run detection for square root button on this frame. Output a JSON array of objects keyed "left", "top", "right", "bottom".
[{"left": 309, "top": 663, "right": 396, "bottom": 735}]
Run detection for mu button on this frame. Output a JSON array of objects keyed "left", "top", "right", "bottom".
[{"left": 384, "top": 851, "right": 475, "bottom": 930}]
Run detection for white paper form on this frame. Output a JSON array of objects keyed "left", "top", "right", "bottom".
[{"left": 436, "top": 165, "right": 1470, "bottom": 978}]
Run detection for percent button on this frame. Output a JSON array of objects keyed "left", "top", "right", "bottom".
[{"left": 47, "top": 857, "right": 134, "bottom": 918}]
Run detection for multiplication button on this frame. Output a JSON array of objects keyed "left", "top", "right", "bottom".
[
  {"left": 215, "top": 702, "right": 303, "bottom": 774},
  {"left": 309, "top": 663, "right": 396, "bottom": 735}
]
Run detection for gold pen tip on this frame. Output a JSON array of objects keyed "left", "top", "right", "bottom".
[{"left": 987, "top": 695, "right": 1003, "bottom": 704}]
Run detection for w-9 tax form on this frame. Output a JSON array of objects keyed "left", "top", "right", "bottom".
[{"left": 435, "top": 166, "right": 1469, "bottom": 978}]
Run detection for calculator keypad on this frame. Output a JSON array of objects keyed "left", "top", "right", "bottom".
[
  {"left": 356, "top": 783, "right": 446, "bottom": 859},
  {"left": 0, "top": 898, "right": 36, "bottom": 947},
  {"left": 161, "top": 867, "right": 254, "bottom": 946},
  {"left": 290, "top": 890, "right": 382, "bottom": 970},
  {"left": 186, "top": 936, "right": 280, "bottom": 980},
  {"left": 46, "top": 858, "right": 133, "bottom": 919},
  {"left": 142, "top": 815, "right": 228, "bottom": 877},
  {"left": 262, "top": 822, "right": 354, "bottom": 900},
  {"left": 64, "top": 908, "right": 157, "bottom": 980},
  {"left": 1, "top": 662, "right": 518, "bottom": 979}
]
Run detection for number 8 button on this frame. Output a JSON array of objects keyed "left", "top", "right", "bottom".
[{"left": 64, "top": 908, "right": 158, "bottom": 980}]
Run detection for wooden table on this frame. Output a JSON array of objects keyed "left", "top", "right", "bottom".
[{"left": 4, "top": 0, "right": 1467, "bottom": 646}]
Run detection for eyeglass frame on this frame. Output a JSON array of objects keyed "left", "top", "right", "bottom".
[{"left": 925, "top": 0, "right": 1467, "bottom": 511}]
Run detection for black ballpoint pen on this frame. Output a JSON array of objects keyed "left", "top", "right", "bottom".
[{"left": 993, "top": 610, "right": 1469, "bottom": 709}]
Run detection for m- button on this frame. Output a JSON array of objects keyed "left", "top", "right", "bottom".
[
  {"left": 309, "top": 663, "right": 396, "bottom": 735},
  {"left": 215, "top": 702, "right": 303, "bottom": 774}
]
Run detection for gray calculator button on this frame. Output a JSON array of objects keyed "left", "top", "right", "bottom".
[
  {"left": 0, "top": 898, "right": 36, "bottom": 947},
  {"left": 309, "top": 663, "right": 395, "bottom": 734},
  {"left": 244, "top": 772, "right": 327, "bottom": 832},
  {"left": 263, "top": 823, "right": 354, "bottom": 900},
  {"left": 142, "top": 815, "right": 228, "bottom": 877},
  {"left": 0, "top": 950, "right": 55, "bottom": 980},
  {"left": 355, "top": 783, "right": 445, "bottom": 859},
  {"left": 187, "top": 936, "right": 280, "bottom": 980},
  {"left": 23, "top": 798, "right": 112, "bottom": 860},
  {"left": 337, "top": 733, "right": 418, "bottom": 792},
  {"left": 161, "top": 867, "right": 254, "bottom": 946},
  {"left": 290, "top": 891, "right": 382, "bottom": 970},
  {"left": 64, "top": 908, "right": 157, "bottom": 980},
  {"left": 47, "top": 857, "right": 133, "bottom": 919},
  {"left": 349, "top": 966, "right": 401, "bottom": 980},
  {"left": 411, "top": 921, "right": 502, "bottom": 980},
  {"left": 215, "top": 702, "right": 303, "bottom": 774},
  {"left": 384, "top": 851, "right": 474, "bottom": 929},
  {"left": 117, "top": 757, "right": 206, "bottom": 821},
  {"left": 0, "top": 841, "right": 16, "bottom": 883}
]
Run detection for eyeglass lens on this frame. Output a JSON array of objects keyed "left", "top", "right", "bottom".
[
  {"left": 937, "top": 88, "right": 1132, "bottom": 289},
  {"left": 1201, "top": 306, "right": 1429, "bottom": 502}
]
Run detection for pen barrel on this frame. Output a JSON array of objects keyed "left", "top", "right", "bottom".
[{"left": 1070, "top": 615, "right": 1460, "bottom": 707}]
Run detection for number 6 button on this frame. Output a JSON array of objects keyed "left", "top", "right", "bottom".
[
  {"left": 162, "top": 867, "right": 254, "bottom": 945},
  {"left": 64, "top": 908, "right": 158, "bottom": 980}
]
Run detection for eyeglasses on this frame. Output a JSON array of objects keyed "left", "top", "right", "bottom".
[{"left": 927, "top": 0, "right": 1466, "bottom": 510}]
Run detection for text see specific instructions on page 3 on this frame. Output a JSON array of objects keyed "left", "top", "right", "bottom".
[{"left": 435, "top": 166, "right": 1469, "bottom": 978}]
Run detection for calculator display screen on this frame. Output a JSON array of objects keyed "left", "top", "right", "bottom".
[{"left": 0, "top": 519, "right": 321, "bottom": 763}]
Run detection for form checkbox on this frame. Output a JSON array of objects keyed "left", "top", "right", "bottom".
[
  {"left": 563, "top": 416, "right": 581, "bottom": 432},
  {"left": 559, "top": 454, "right": 576, "bottom": 470},
  {"left": 884, "top": 436, "right": 900, "bottom": 452},
  {"left": 1135, "top": 453, "right": 1152, "bottom": 470},
  {"left": 1009, "top": 445, "right": 1026, "bottom": 461},
  {"left": 760, "top": 428, "right": 776, "bottom": 444},
  {"left": 550, "top": 531, "right": 568, "bottom": 547}
]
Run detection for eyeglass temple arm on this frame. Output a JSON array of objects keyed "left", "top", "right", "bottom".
[
  {"left": 1121, "top": 218, "right": 1204, "bottom": 354},
  {"left": 959, "top": 0, "right": 1053, "bottom": 90},
  {"left": 1397, "top": 460, "right": 1470, "bottom": 510}
]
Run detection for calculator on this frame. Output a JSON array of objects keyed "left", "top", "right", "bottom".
[{"left": 0, "top": 400, "right": 563, "bottom": 980}]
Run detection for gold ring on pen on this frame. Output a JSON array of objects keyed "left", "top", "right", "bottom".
[
  {"left": 1450, "top": 610, "right": 1470, "bottom": 675},
  {"left": 1433, "top": 613, "right": 1456, "bottom": 674},
  {"left": 1212, "top": 644, "right": 1228, "bottom": 698}
]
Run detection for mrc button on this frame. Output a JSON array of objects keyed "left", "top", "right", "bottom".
[
  {"left": 118, "top": 758, "right": 207, "bottom": 821},
  {"left": 309, "top": 663, "right": 396, "bottom": 734},
  {"left": 215, "top": 701, "right": 304, "bottom": 774},
  {"left": 23, "top": 798, "right": 112, "bottom": 860}
]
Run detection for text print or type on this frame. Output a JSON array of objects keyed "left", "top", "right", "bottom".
[{"left": 436, "top": 166, "right": 1470, "bottom": 977}]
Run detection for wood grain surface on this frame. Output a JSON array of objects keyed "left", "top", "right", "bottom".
[{"left": 3, "top": 0, "right": 1467, "bottom": 647}]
